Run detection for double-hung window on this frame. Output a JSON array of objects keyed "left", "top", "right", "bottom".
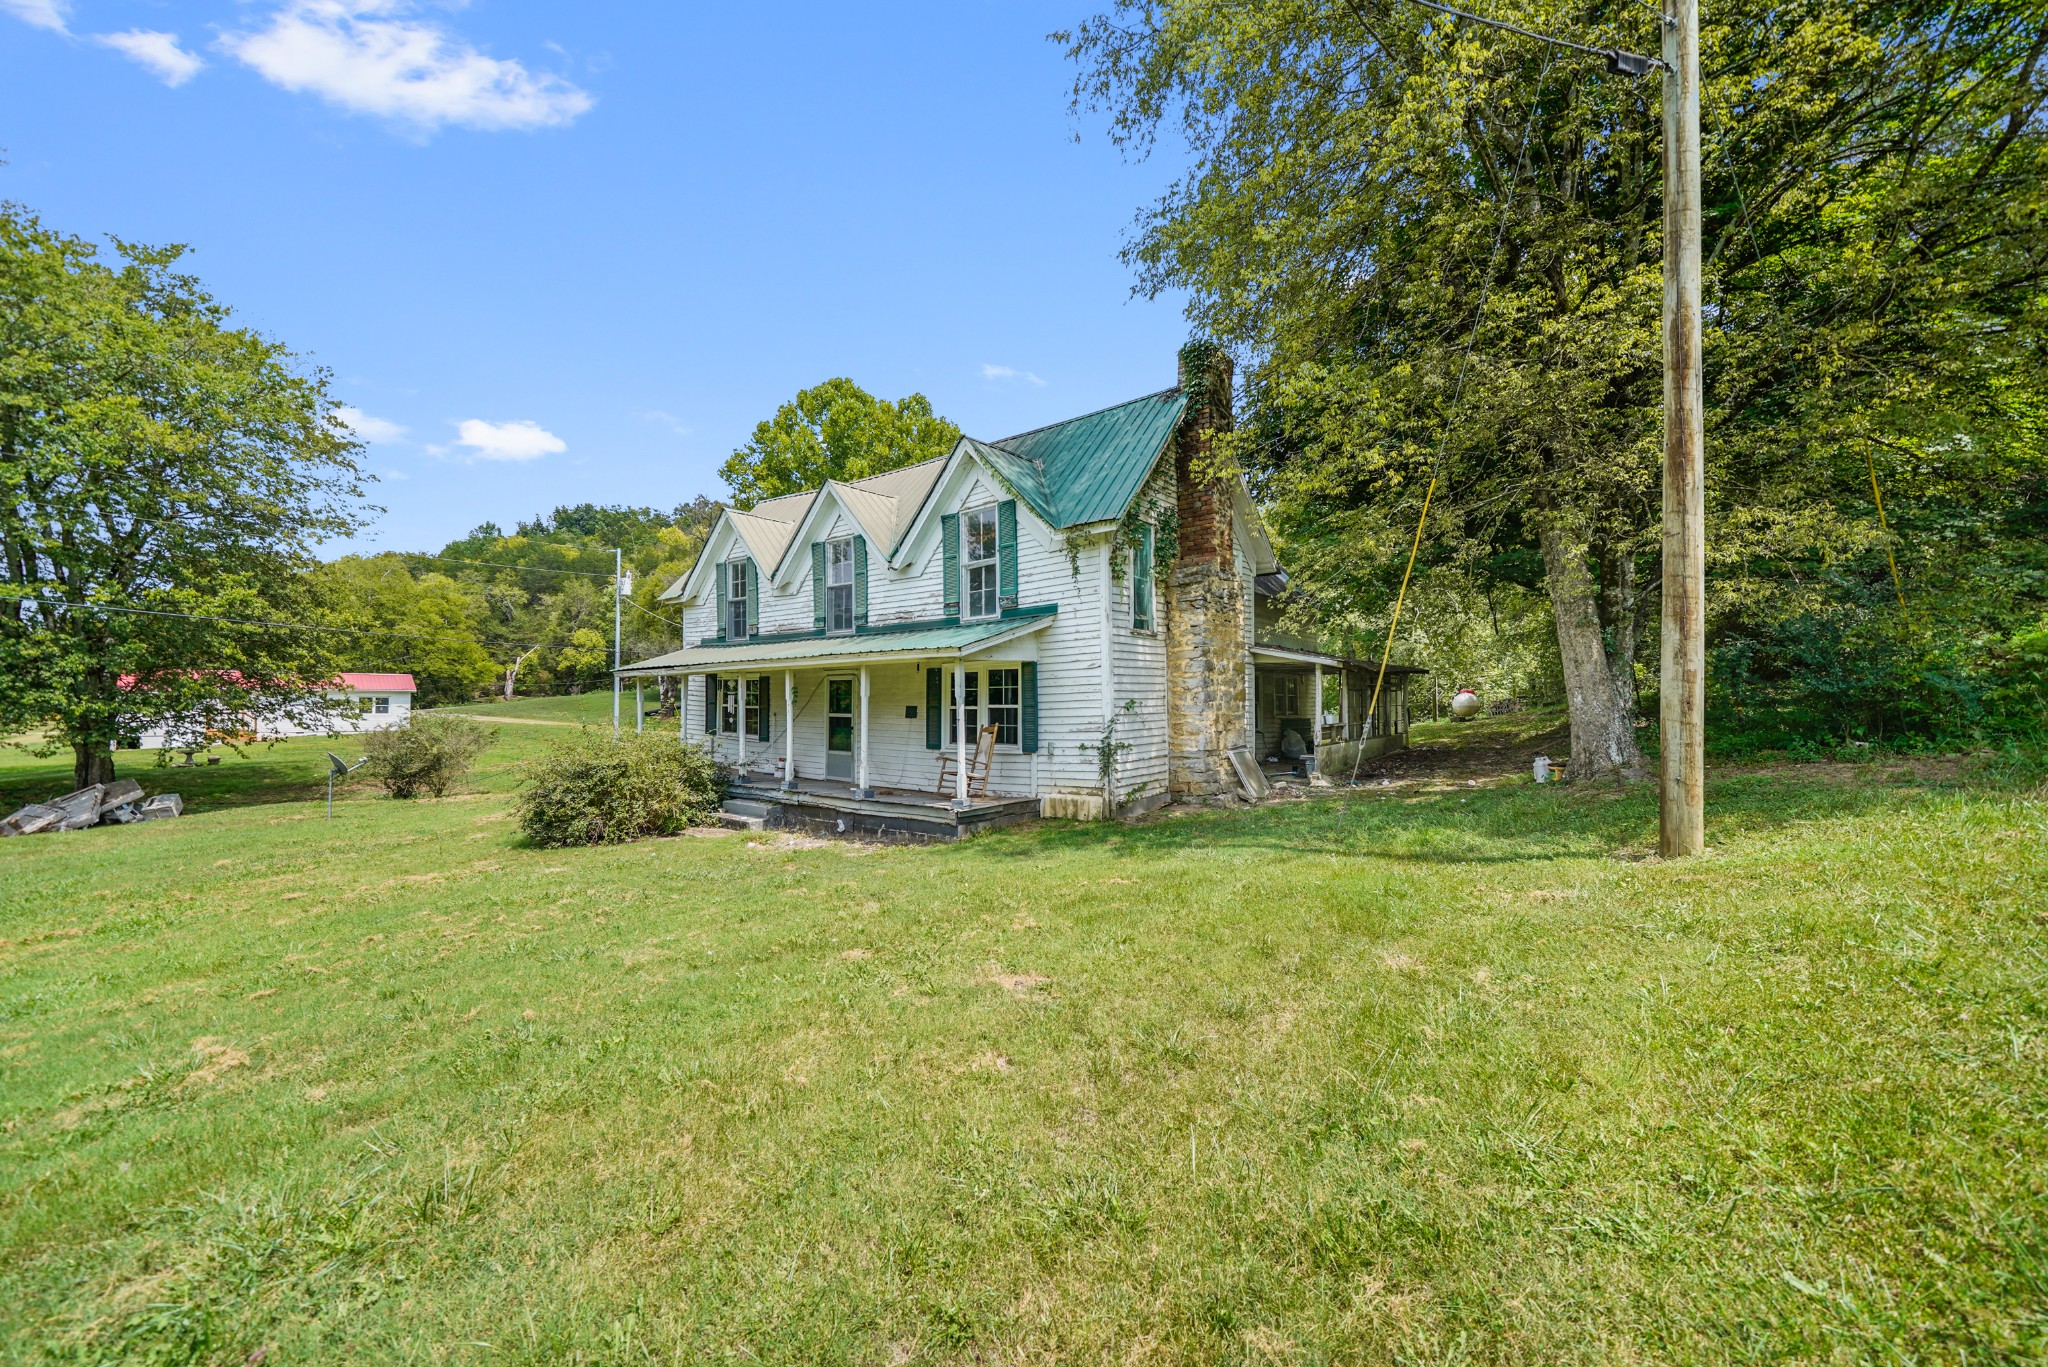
[
  {"left": 985, "top": 668, "right": 1021, "bottom": 746},
  {"left": 371, "top": 695, "right": 390, "bottom": 715},
  {"left": 1131, "top": 523, "right": 1155, "bottom": 630},
  {"left": 827, "top": 537, "right": 855, "bottom": 633},
  {"left": 963, "top": 507, "right": 999, "bottom": 620},
  {"left": 727, "top": 561, "right": 750, "bottom": 640}
]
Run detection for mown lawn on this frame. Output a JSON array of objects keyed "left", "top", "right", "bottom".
[
  {"left": 436, "top": 692, "right": 625, "bottom": 725},
  {"left": 1, "top": 726, "right": 2043, "bottom": 1364}
]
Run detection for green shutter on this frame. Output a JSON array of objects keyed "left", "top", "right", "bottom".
[
  {"left": 854, "top": 536, "right": 868, "bottom": 627},
  {"left": 998, "top": 499, "right": 1018, "bottom": 611},
  {"left": 1020, "top": 661, "right": 1038, "bottom": 753},
  {"left": 941, "top": 512, "right": 960, "bottom": 620},
  {"left": 703, "top": 674, "right": 719, "bottom": 733},
  {"left": 811, "top": 541, "right": 827, "bottom": 630},
  {"left": 714, "top": 566, "right": 728, "bottom": 642},
  {"left": 756, "top": 676, "right": 772, "bottom": 741},
  {"left": 1133, "top": 523, "right": 1154, "bottom": 630},
  {"left": 744, "top": 560, "right": 758, "bottom": 637},
  {"left": 925, "top": 668, "right": 943, "bottom": 749}
]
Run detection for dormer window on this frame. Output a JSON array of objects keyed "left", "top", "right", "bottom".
[
  {"left": 727, "top": 560, "right": 750, "bottom": 640},
  {"left": 827, "top": 537, "right": 855, "bottom": 633},
  {"left": 963, "top": 507, "right": 999, "bottom": 620}
]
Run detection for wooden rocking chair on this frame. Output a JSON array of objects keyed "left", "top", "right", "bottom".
[{"left": 935, "top": 725, "right": 999, "bottom": 798}]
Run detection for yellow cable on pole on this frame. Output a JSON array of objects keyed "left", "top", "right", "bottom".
[
  {"left": 1354, "top": 474, "right": 1436, "bottom": 780},
  {"left": 1864, "top": 441, "right": 1906, "bottom": 611}
]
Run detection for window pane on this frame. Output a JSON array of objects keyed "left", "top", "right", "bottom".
[
  {"left": 948, "top": 672, "right": 979, "bottom": 743},
  {"left": 829, "top": 582, "right": 853, "bottom": 632},
  {"left": 828, "top": 538, "right": 853, "bottom": 584},
  {"left": 987, "top": 668, "right": 1020, "bottom": 746},
  {"left": 965, "top": 508, "right": 996, "bottom": 565}
]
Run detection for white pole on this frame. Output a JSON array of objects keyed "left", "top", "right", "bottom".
[
  {"left": 1313, "top": 662, "right": 1323, "bottom": 742},
  {"left": 612, "top": 547, "right": 622, "bottom": 738},
  {"left": 680, "top": 675, "right": 688, "bottom": 741},
  {"left": 954, "top": 662, "right": 969, "bottom": 808},
  {"left": 783, "top": 670, "right": 796, "bottom": 790},
  {"left": 857, "top": 665, "right": 871, "bottom": 796}
]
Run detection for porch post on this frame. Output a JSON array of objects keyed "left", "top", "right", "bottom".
[
  {"left": 782, "top": 670, "right": 796, "bottom": 791},
  {"left": 1340, "top": 666, "right": 1351, "bottom": 739},
  {"left": 681, "top": 674, "right": 690, "bottom": 741},
  {"left": 635, "top": 679, "right": 643, "bottom": 733},
  {"left": 857, "top": 665, "right": 872, "bottom": 797},
  {"left": 953, "top": 661, "right": 969, "bottom": 809},
  {"left": 1313, "top": 663, "right": 1323, "bottom": 746}
]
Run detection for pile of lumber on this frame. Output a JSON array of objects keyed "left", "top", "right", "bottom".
[{"left": 0, "top": 782, "right": 183, "bottom": 837}]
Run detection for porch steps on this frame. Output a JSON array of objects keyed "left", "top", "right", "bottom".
[{"left": 716, "top": 797, "right": 772, "bottom": 831}]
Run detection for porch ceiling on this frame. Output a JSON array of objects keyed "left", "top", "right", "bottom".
[
  {"left": 617, "top": 609, "right": 1056, "bottom": 677},
  {"left": 1251, "top": 644, "right": 1430, "bottom": 675}
]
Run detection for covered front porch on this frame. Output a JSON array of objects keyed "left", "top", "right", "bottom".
[
  {"left": 618, "top": 612, "right": 1056, "bottom": 834},
  {"left": 1251, "top": 645, "right": 1426, "bottom": 779}
]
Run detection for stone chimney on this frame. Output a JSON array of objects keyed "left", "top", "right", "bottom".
[{"left": 1165, "top": 345, "right": 1249, "bottom": 801}]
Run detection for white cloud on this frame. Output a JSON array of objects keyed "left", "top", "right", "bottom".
[
  {"left": 980, "top": 364, "right": 1045, "bottom": 386},
  {"left": 453, "top": 418, "right": 565, "bottom": 462},
  {"left": 221, "top": 1, "right": 593, "bottom": 133},
  {"left": 1, "top": 0, "right": 68, "bottom": 32},
  {"left": 95, "top": 30, "right": 206, "bottom": 85},
  {"left": 336, "top": 405, "right": 407, "bottom": 443}
]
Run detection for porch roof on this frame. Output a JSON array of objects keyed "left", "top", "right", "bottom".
[
  {"left": 1251, "top": 644, "right": 1430, "bottom": 675},
  {"left": 616, "top": 609, "right": 1057, "bottom": 677}
]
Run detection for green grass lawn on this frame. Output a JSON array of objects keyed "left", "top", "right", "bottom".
[
  {"left": 2, "top": 726, "right": 2044, "bottom": 1363},
  {"left": 436, "top": 692, "right": 627, "bottom": 725}
]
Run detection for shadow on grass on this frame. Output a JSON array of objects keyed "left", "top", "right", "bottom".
[
  {"left": 962, "top": 765, "right": 1975, "bottom": 868},
  {"left": 0, "top": 748, "right": 331, "bottom": 815}
]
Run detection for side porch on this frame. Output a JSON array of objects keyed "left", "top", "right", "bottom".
[{"left": 1251, "top": 645, "right": 1427, "bottom": 780}]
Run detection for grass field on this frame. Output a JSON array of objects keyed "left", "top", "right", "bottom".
[
  {"left": 2, "top": 721, "right": 2044, "bottom": 1363},
  {"left": 436, "top": 692, "right": 626, "bottom": 726}
]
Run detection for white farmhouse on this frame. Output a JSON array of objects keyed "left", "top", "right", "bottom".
[{"left": 619, "top": 354, "right": 1421, "bottom": 838}]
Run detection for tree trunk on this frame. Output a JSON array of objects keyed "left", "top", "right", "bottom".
[
  {"left": 1539, "top": 520, "right": 1648, "bottom": 781},
  {"left": 72, "top": 740, "right": 116, "bottom": 790}
]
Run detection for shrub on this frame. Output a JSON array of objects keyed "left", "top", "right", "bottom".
[
  {"left": 361, "top": 714, "right": 496, "bottom": 798},
  {"left": 516, "top": 728, "right": 724, "bottom": 848}
]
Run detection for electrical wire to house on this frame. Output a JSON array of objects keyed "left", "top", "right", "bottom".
[{"left": 1353, "top": 38, "right": 1558, "bottom": 781}]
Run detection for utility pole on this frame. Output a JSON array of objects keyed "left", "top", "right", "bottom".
[
  {"left": 1660, "top": 0, "right": 1705, "bottom": 856},
  {"left": 612, "top": 547, "right": 623, "bottom": 738},
  {"left": 1404, "top": 0, "right": 1705, "bottom": 852}
]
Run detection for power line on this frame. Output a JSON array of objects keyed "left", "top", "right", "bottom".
[
  {"left": 1406, "top": 0, "right": 1665, "bottom": 75},
  {"left": 9, "top": 589, "right": 693, "bottom": 652},
  {"left": 395, "top": 551, "right": 618, "bottom": 578},
  {"left": 1, "top": 593, "right": 583, "bottom": 654}
]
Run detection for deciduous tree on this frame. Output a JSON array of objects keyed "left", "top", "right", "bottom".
[{"left": 0, "top": 207, "right": 369, "bottom": 786}]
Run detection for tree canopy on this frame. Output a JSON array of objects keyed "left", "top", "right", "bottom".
[
  {"left": 719, "top": 378, "right": 961, "bottom": 509},
  {"left": 0, "top": 206, "right": 370, "bottom": 786},
  {"left": 1064, "top": 0, "right": 2048, "bottom": 763}
]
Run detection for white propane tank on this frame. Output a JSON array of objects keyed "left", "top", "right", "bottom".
[{"left": 1450, "top": 688, "right": 1482, "bottom": 720}]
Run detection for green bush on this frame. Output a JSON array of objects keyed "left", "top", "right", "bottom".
[
  {"left": 360, "top": 714, "right": 496, "bottom": 798},
  {"left": 516, "top": 729, "right": 724, "bottom": 848}
]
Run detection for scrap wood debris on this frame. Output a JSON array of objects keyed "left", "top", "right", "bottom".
[{"left": 1, "top": 781, "right": 182, "bottom": 837}]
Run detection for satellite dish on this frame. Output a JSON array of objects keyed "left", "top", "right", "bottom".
[{"left": 324, "top": 752, "right": 368, "bottom": 817}]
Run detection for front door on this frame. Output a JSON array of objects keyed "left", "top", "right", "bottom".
[{"left": 825, "top": 676, "right": 855, "bottom": 781}]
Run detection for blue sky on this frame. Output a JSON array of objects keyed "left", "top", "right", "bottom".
[{"left": 0, "top": 0, "right": 1191, "bottom": 554}]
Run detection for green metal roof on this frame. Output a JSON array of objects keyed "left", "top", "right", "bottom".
[
  {"left": 985, "top": 389, "right": 1188, "bottom": 529},
  {"left": 618, "top": 609, "right": 1056, "bottom": 676}
]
